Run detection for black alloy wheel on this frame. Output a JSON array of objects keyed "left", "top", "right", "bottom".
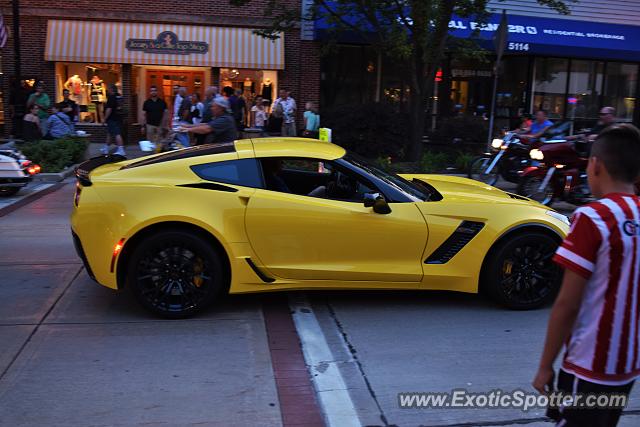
[
  {"left": 0, "top": 186, "right": 20, "bottom": 197},
  {"left": 517, "top": 175, "right": 554, "bottom": 206},
  {"left": 484, "top": 232, "right": 561, "bottom": 309},
  {"left": 468, "top": 156, "right": 499, "bottom": 186},
  {"left": 127, "top": 230, "right": 226, "bottom": 318}
]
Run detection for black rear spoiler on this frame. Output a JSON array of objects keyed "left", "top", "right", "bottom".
[{"left": 75, "top": 154, "right": 127, "bottom": 186}]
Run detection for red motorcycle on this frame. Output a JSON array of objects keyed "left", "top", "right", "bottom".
[{"left": 517, "top": 138, "right": 592, "bottom": 206}]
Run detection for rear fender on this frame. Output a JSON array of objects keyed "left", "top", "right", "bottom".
[{"left": 520, "top": 166, "right": 544, "bottom": 178}]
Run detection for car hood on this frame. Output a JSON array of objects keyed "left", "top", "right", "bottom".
[{"left": 400, "top": 174, "right": 546, "bottom": 207}]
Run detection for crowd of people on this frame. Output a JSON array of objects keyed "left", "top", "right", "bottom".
[
  {"left": 8, "top": 79, "right": 321, "bottom": 157},
  {"left": 135, "top": 84, "right": 321, "bottom": 153}
]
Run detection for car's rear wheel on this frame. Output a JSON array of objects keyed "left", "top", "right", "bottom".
[
  {"left": 0, "top": 186, "right": 20, "bottom": 197},
  {"left": 484, "top": 231, "right": 561, "bottom": 309},
  {"left": 468, "top": 156, "right": 499, "bottom": 186},
  {"left": 127, "top": 230, "right": 226, "bottom": 318}
]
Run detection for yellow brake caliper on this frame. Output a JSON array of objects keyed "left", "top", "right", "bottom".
[
  {"left": 193, "top": 258, "right": 204, "bottom": 287},
  {"left": 503, "top": 260, "right": 514, "bottom": 276}
]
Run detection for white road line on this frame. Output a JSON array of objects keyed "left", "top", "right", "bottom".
[{"left": 288, "top": 293, "right": 361, "bottom": 427}]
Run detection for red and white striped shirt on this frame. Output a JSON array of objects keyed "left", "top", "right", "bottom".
[{"left": 553, "top": 193, "right": 640, "bottom": 385}]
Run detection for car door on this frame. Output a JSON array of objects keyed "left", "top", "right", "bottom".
[{"left": 244, "top": 158, "right": 428, "bottom": 282}]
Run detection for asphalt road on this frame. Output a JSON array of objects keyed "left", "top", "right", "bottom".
[{"left": 1, "top": 178, "right": 638, "bottom": 427}]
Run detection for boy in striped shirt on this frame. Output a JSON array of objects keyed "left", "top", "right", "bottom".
[{"left": 533, "top": 124, "right": 640, "bottom": 426}]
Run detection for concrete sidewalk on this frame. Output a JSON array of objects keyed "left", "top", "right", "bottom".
[{"left": 0, "top": 183, "right": 283, "bottom": 427}]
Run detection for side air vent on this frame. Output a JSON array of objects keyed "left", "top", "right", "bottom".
[
  {"left": 246, "top": 258, "right": 275, "bottom": 283},
  {"left": 425, "top": 221, "right": 485, "bottom": 264},
  {"left": 506, "top": 192, "right": 530, "bottom": 201},
  {"left": 177, "top": 183, "right": 238, "bottom": 192}
]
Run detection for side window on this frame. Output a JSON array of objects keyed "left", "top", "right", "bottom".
[
  {"left": 191, "top": 158, "right": 263, "bottom": 188},
  {"left": 260, "top": 157, "right": 377, "bottom": 202}
]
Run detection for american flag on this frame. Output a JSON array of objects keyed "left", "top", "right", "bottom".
[{"left": 0, "top": 12, "right": 7, "bottom": 48}]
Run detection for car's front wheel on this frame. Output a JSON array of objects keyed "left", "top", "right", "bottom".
[
  {"left": 484, "top": 231, "right": 561, "bottom": 309},
  {"left": 127, "top": 230, "right": 227, "bottom": 318}
]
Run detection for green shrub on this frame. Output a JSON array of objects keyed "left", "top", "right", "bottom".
[
  {"left": 323, "top": 103, "right": 408, "bottom": 159},
  {"left": 454, "top": 151, "right": 475, "bottom": 172},
  {"left": 420, "top": 151, "right": 449, "bottom": 173},
  {"left": 20, "top": 137, "right": 89, "bottom": 173}
]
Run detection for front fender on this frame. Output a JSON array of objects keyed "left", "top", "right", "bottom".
[{"left": 520, "top": 165, "right": 545, "bottom": 178}]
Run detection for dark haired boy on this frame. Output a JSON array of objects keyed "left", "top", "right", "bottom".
[{"left": 533, "top": 124, "right": 640, "bottom": 426}]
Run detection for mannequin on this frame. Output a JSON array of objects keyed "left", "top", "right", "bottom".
[
  {"left": 89, "top": 75, "right": 106, "bottom": 123},
  {"left": 261, "top": 78, "right": 272, "bottom": 103},
  {"left": 64, "top": 75, "right": 84, "bottom": 103}
]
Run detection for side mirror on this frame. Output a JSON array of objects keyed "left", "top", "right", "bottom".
[{"left": 364, "top": 193, "right": 392, "bottom": 214}]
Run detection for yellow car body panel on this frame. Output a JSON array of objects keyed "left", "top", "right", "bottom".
[{"left": 71, "top": 138, "right": 569, "bottom": 299}]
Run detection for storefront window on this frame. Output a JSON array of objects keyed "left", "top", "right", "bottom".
[
  {"left": 449, "top": 59, "right": 492, "bottom": 116},
  {"left": 495, "top": 56, "right": 530, "bottom": 129},
  {"left": 566, "top": 60, "right": 604, "bottom": 131},
  {"left": 55, "top": 63, "right": 122, "bottom": 124},
  {"left": 532, "top": 58, "right": 568, "bottom": 119},
  {"left": 604, "top": 62, "right": 638, "bottom": 122}
]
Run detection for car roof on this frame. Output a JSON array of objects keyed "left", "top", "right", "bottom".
[{"left": 245, "top": 137, "right": 346, "bottom": 160}]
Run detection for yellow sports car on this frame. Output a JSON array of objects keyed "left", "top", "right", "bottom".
[{"left": 71, "top": 138, "right": 570, "bottom": 317}]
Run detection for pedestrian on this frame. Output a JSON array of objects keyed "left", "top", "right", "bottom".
[
  {"left": 9, "top": 78, "right": 33, "bottom": 138},
  {"left": 184, "top": 97, "right": 238, "bottom": 144},
  {"left": 22, "top": 104, "right": 43, "bottom": 141},
  {"left": 224, "top": 87, "right": 246, "bottom": 131},
  {"left": 251, "top": 97, "right": 268, "bottom": 132},
  {"left": 44, "top": 103, "right": 74, "bottom": 139},
  {"left": 177, "top": 87, "right": 191, "bottom": 122},
  {"left": 272, "top": 89, "right": 296, "bottom": 137},
  {"left": 196, "top": 86, "right": 219, "bottom": 145},
  {"left": 27, "top": 82, "right": 51, "bottom": 136},
  {"left": 60, "top": 89, "right": 79, "bottom": 123},
  {"left": 101, "top": 84, "right": 125, "bottom": 156},
  {"left": 302, "top": 101, "right": 320, "bottom": 138},
  {"left": 190, "top": 93, "right": 205, "bottom": 124},
  {"left": 141, "top": 85, "right": 168, "bottom": 146},
  {"left": 172, "top": 85, "right": 182, "bottom": 121},
  {"left": 533, "top": 123, "right": 640, "bottom": 427}
]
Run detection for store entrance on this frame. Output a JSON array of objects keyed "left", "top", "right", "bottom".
[{"left": 146, "top": 70, "right": 205, "bottom": 103}]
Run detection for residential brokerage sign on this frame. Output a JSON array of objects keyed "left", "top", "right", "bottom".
[{"left": 126, "top": 31, "right": 209, "bottom": 55}]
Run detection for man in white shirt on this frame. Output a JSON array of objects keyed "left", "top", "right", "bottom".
[{"left": 273, "top": 89, "right": 297, "bottom": 137}]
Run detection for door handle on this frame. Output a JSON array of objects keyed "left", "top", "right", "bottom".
[{"left": 238, "top": 195, "right": 250, "bottom": 205}]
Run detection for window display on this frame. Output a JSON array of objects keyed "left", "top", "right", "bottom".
[
  {"left": 532, "top": 58, "right": 569, "bottom": 119},
  {"left": 55, "top": 63, "right": 121, "bottom": 124},
  {"left": 604, "top": 62, "right": 638, "bottom": 122}
]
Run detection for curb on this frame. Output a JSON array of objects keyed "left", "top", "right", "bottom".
[
  {"left": 0, "top": 182, "right": 66, "bottom": 218},
  {"left": 33, "top": 164, "right": 78, "bottom": 182}
]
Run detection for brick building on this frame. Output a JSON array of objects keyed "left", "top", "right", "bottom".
[{"left": 0, "top": 0, "right": 320, "bottom": 142}]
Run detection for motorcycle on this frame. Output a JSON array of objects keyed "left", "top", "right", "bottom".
[
  {"left": 517, "top": 137, "right": 591, "bottom": 206},
  {"left": 0, "top": 142, "right": 41, "bottom": 197},
  {"left": 468, "top": 132, "right": 533, "bottom": 185},
  {"left": 468, "top": 122, "right": 572, "bottom": 186}
]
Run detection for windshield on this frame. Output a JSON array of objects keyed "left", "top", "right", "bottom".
[{"left": 342, "top": 152, "right": 429, "bottom": 202}]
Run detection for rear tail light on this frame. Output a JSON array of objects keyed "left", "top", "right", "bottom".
[{"left": 27, "top": 164, "right": 41, "bottom": 175}]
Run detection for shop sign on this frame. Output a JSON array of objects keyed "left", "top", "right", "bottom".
[
  {"left": 452, "top": 69, "right": 492, "bottom": 78},
  {"left": 126, "top": 31, "right": 209, "bottom": 55}
]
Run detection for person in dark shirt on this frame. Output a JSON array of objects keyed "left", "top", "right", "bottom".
[
  {"left": 59, "top": 89, "right": 79, "bottom": 123},
  {"left": 185, "top": 97, "right": 238, "bottom": 144},
  {"left": 101, "top": 84, "right": 125, "bottom": 156},
  {"left": 141, "top": 85, "right": 168, "bottom": 145}
]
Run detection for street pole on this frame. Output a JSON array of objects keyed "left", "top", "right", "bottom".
[
  {"left": 486, "top": 63, "right": 499, "bottom": 148},
  {"left": 12, "top": 0, "right": 20, "bottom": 79},
  {"left": 488, "top": 10, "right": 508, "bottom": 149}
]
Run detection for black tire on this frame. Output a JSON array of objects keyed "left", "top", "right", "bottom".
[
  {"left": 517, "top": 175, "right": 554, "bottom": 206},
  {"left": 0, "top": 186, "right": 21, "bottom": 197},
  {"left": 483, "top": 231, "right": 561, "bottom": 310},
  {"left": 468, "top": 156, "right": 499, "bottom": 186},
  {"left": 127, "top": 230, "right": 227, "bottom": 318}
]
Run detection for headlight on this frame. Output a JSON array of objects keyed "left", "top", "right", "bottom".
[
  {"left": 546, "top": 210, "right": 570, "bottom": 225},
  {"left": 491, "top": 138, "right": 503, "bottom": 149},
  {"left": 530, "top": 149, "right": 544, "bottom": 160}
]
